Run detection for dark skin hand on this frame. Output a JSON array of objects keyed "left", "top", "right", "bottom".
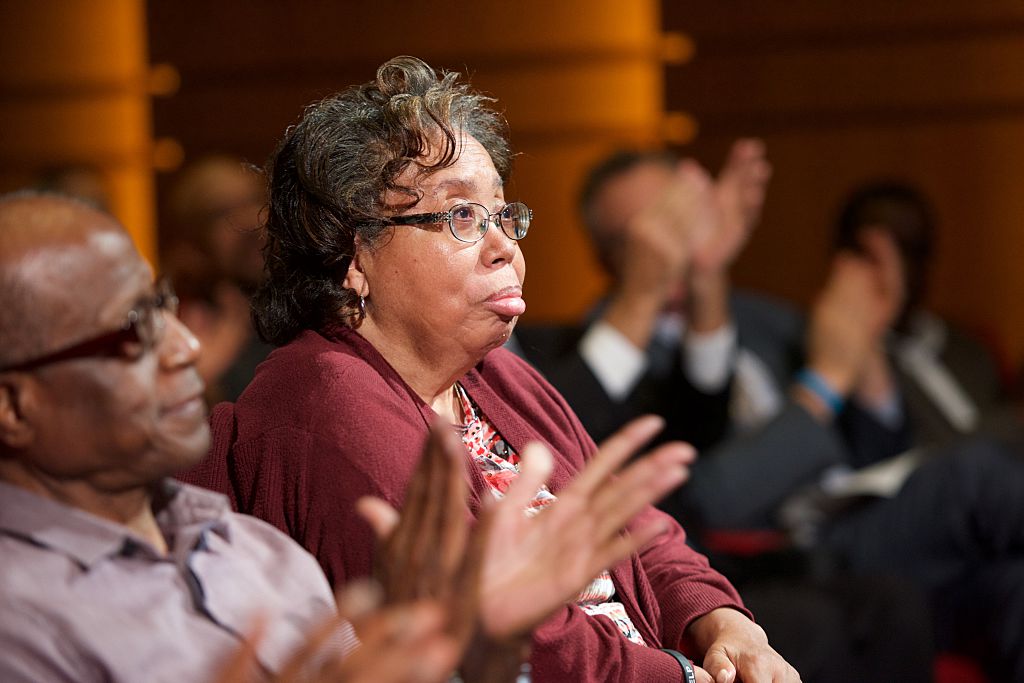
[
  {"left": 218, "top": 416, "right": 699, "bottom": 683},
  {"left": 359, "top": 415, "right": 696, "bottom": 682},
  {"left": 214, "top": 583, "right": 460, "bottom": 683}
]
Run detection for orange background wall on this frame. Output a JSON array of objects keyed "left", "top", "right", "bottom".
[
  {"left": 664, "top": 1, "right": 1024, "bottom": 373},
  {"left": 3, "top": 2, "right": 1024, "bottom": 370},
  {"left": 0, "top": 1, "right": 157, "bottom": 261},
  {"left": 145, "top": 0, "right": 672, "bottom": 322}
]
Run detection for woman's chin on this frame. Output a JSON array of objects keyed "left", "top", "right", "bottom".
[{"left": 474, "top": 319, "right": 519, "bottom": 357}]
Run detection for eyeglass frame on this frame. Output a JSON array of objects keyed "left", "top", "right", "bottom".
[
  {"left": 0, "top": 278, "right": 180, "bottom": 373},
  {"left": 383, "top": 201, "right": 533, "bottom": 244}
]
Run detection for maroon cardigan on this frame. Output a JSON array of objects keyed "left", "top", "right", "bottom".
[{"left": 222, "top": 326, "right": 747, "bottom": 682}]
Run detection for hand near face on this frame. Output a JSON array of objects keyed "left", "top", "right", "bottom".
[
  {"left": 620, "top": 160, "right": 715, "bottom": 299},
  {"left": 855, "top": 226, "right": 906, "bottom": 331},
  {"left": 605, "top": 160, "right": 716, "bottom": 347},
  {"left": 213, "top": 583, "right": 459, "bottom": 683},
  {"left": 805, "top": 241, "right": 901, "bottom": 398}
]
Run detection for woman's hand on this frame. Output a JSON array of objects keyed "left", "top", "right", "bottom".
[
  {"left": 358, "top": 414, "right": 696, "bottom": 671},
  {"left": 473, "top": 414, "right": 693, "bottom": 639},
  {"left": 686, "top": 607, "right": 801, "bottom": 683}
]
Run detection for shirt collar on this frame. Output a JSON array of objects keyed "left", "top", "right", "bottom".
[
  {"left": 897, "top": 311, "right": 947, "bottom": 358},
  {"left": 0, "top": 479, "right": 232, "bottom": 570}
]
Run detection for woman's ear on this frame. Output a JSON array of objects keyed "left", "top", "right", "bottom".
[{"left": 342, "top": 241, "right": 369, "bottom": 297}]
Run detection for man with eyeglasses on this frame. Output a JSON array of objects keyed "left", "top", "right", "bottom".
[{"left": 0, "top": 191, "right": 361, "bottom": 681}]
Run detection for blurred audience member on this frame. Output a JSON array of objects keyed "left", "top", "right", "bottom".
[
  {"left": 162, "top": 155, "right": 272, "bottom": 402},
  {"left": 829, "top": 180, "right": 1013, "bottom": 464},
  {"left": 519, "top": 144, "right": 769, "bottom": 450}
]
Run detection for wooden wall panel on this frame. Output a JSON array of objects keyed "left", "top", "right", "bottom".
[
  {"left": 0, "top": 0, "right": 156, "bottom": 261},
  {"left": 147, "top": 0, "right": 671, "bottom": 321},
  {"left": 665, "top": 0, "right": 1024, "bottom": 368}
]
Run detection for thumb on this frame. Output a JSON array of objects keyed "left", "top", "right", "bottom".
[
  {"left": 355, "top": 496, "right": 401, "bottom": 541},
  {"left": 701, "top": 650, "right": 736, "bottom": 683}
]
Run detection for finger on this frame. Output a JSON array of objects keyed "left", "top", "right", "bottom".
[
  {"left": 859, "top": 227, "right": 904, "bottom": 295},
  {"left": 693, "top": 663, "right": 717, "bottom": 683},
  {"left": 501, "top": 441, "right": 554, "bottom": 512},
  {"left": 731, "top": 137, "right": 766, "bottom": 160},
  {"left": 384, "top": 427, "right": 443, "bottom": 583},
  {"left": 589, "top": 443, "right": 693, "bottom": 541},
  {"left": 592, "top": 517, "right": 670, "bottom": 569},
  {"left": 348, "top": 601, "right": 448, "bottom": 650},
  {"left": 333, "top": 617, "right": 459, "bottom": 683},
  {"left": 422, "top": 417, "right": 471, "bottom": 582},
  {"left": 213, "top": 614, "right": 266, "bottom": 683},
  {"left": 356, "top": 496, "right": 401, "bottom": 542},
  {"left": 343, "top": 637, "right": 460, "bottom": 683},
  {"left": 389, "top": 417, "right": 469, "bottom": 600},
  {"left": 335, "top": 580, "right": 384, "bottom": 622},
  {"left": 567, "top": 415, "right": 665, "bottom": 496},
  {"left": 277, "top": 610, "right": 350, "bottom": 681}
]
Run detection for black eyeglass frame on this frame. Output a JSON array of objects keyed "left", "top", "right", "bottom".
[
  {"left": 384, "top": 201, "right": 533, "bottom": 244},
  {"left": 0, "top": 279, "right": 179, "bottom": 373}
]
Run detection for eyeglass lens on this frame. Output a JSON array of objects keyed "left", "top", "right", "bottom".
[
  {"left": 449, "top": 203, "right": 531, "bottom": 242},
  {"left": 134, "top": 279, "right": 179, "bottom": 351}
]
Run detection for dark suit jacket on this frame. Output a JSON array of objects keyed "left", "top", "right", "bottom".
[
  {"left": 514, "top": 292, "right": 846, "bottom": 531},
  {"left": 659, "top": 293, "right": 1009, "bottom": 529},
  {"left": 513, "top": 320, "right": 732, "bottom": 451},
  {"left": 516, "top": 291, "right": 1006, "bottom": 532}
]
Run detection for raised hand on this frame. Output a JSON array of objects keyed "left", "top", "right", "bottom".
[
  {"left": 691, "top": 138, "right": 772, "bottom": 277},
  {"left": 473, "top": 415, "right": 693, "bottom": 638},
  {"left": 847, "top": 226, "right": 906, "bottom": 408},
  {"left": 604, "top": 160, "right": 716, "bottom": 348},
  {"left": 356, "top": 422, "right": 474, "bottom": 641},
  {"left": 804, "top": 231, "right": 903, "bottom": 405},
  {"left": 358, "top": 415, "right": 696, "bottom": 679}
]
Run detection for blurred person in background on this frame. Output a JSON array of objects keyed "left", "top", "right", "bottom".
[
  {"left": 161, "top": 155, "right": 273, "bottom": 403},
  {"left": 35, "top": 164, "right": 111, "bottom": 211}
]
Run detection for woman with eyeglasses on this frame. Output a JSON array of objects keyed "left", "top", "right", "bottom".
[{"left": 220, "top": 56, "right": 795, "bottom": 683}]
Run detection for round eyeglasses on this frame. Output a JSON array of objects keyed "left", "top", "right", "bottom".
[{"left": 385, "top": 201, "right": 533, "bottom": 244}]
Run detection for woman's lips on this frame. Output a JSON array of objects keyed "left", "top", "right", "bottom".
[{"left": 484, "top": 286, "right": 526, "bottom": 318}]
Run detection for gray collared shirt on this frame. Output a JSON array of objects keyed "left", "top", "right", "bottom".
[{"left": 0, "top": 479, "right": 353, "bottom": 682}]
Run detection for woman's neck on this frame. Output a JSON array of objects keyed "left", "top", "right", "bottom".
[
  {"left": 357, "top": 319, "right": 473, "bottom": 419},
  {"left": 430, "top": 384, "right": 462, "bottom": 425}
]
